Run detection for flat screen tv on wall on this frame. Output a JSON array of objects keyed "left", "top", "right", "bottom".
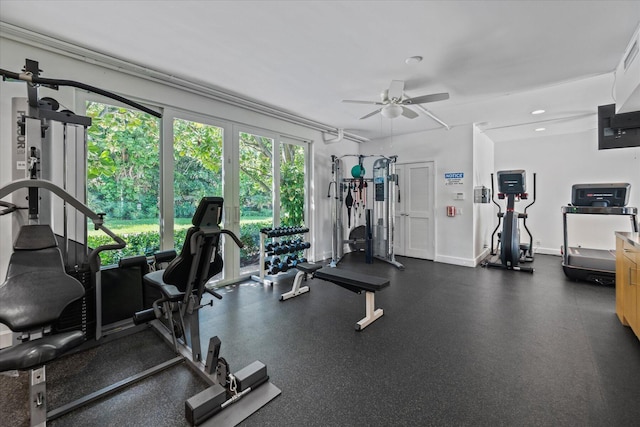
[{"left": 598, "top": 104, "right": 640, "bottom": 150}]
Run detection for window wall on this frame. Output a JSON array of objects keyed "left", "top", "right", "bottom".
[
  {"left": 239, "top": 131, "right": 274, "bottom": 272},
  {"left": 85, "top": 101, "right": 160, "bottom": 265},
  {"left": 173, "top": 118, "right": 224, "bottom": 250},
  {"left": 279, "top": 141, "right": 306, "bottom": 227},
  {"left": 85, "top": 101, "right": 308, "bottom": 284}
]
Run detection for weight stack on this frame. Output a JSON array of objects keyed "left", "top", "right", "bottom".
[{"left": 55, "top": 266, "right": 96, "bottom": 339}]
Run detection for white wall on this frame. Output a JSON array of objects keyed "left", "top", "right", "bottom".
[
  {"left": 362, "top": 124, "right": 477, "bottom": 266},
  {"left": 494, "top": 129, "right": 640, "bottom": 254},
  {"left": 473, "top": 126, "right": 495, "bottom": 261}
]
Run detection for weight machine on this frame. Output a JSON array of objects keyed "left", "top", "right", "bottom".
[
  {"left": 327, "top": 154, "right": 404, "bottom": 269},
  {"left": 0, "top": 59, "right": 280, "bottom": 426}
]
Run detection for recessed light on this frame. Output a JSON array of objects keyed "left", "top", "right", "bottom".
[
  {"left": 534, "top": 127, "right": 546, "bottom": 132},
  {"left": 405, "top": 56, "right": 423, "bottom": 65},
  {"left": 531, "top": 109, "right": 545, "bottom": 115}
]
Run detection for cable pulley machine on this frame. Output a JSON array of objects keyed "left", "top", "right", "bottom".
[{"left": 327, "top": 154, "right": 404, "bottom": 269}]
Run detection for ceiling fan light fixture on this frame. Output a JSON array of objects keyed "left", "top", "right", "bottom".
[
  {"left": 381, "top": 104, "right": 403, "bottom": 119},
  {"left": 405, "top": 56, "right": 423, "bottom": 65}
]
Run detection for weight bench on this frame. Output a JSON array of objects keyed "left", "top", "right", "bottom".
[
  {"left": 280, "top": 262, "right": 390, "bottom": 330},
  {"left": 0, "top": 224, "right": 86, "bottom": 426}
]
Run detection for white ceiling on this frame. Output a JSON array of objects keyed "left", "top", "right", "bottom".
[{"left": 1, "top": 1, "right": 639, "bottom": 142}]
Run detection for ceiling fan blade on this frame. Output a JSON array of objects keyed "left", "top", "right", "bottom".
[
  {"left": 388, "top": 80, "right": 405, "bottom": 101},
  {"left": 401, "top": 106, "right": 419, "bottom": 119},
  {"left": 360, "top": 109, "right": 382, "bottom": 120},
  {"left": 342, "top": 99, "right": 384, "bottom": 105},
  {"left": 402, "top": 92, "right": 450, "bottom": 105}
]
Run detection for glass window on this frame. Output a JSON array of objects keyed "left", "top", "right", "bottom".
[
  {"left": 279, "top": 142, "right": 306, "bottom": 227},
  {"left": 239, "top": 132, "right": 273, "bottom": 272},
  {"left": 173, "top": 118, "right": 223, "bottom": 251},
  {"left": 86, "top": 101, "right": 160, "bottom": 265}
]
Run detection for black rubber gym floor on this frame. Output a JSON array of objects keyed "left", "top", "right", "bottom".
[{"left": 1, "top": 253, "right": 639, "bottom": 426}]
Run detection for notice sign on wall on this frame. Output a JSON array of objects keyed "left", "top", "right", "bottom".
[{"left": 444, "top": 172, "right": 464, "bottom": 186}]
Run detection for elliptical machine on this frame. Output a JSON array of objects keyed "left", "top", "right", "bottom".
[{"left": 484, "top": 170, "right": 536, "bottom": 273}]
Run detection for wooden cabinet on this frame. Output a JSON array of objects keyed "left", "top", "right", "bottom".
[{"left": 616, "top": 232, "right": 640, "bottom": 339}]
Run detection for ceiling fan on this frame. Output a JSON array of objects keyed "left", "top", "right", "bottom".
[{"left": 342, "top": 80, "right": 449, "bottom": 120}]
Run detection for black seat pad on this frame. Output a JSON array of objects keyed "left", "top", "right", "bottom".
[
  {"left": 0, "top": 330, "right": 85, "bottom": 372},
  {"left": 0, "top": 270, "right": 85, "bottom": 331},
  {"left": 143, "top": 270, "right": 184, "bottom": 302},
  {"left": 313, "top": 267, "right": 390, "bottom": 293},
  {"left": 295, "top": 262, "right": 323, "bottom": 274},
  {"left": 1, "top": 246, "right": 85, "bottom": 331}
]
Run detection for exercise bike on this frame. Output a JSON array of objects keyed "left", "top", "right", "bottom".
[{"left": 484, "top": 170, "right": 537, "bottom": 273}]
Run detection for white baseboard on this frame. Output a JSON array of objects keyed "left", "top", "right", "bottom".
[
  {"left": 535, "top": 247, "right": 561, "bottom": 256},
  {"left": 434, "top": 254, "right": 477, "bottom": 267},
  {"left": 474, "top": 248, "right": 491, "bottom": 266}
]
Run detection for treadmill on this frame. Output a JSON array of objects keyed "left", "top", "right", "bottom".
[{"left": 562, "top": 183, "right": 638, "bottom": 285}]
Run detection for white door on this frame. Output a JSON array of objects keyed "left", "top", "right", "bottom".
[{"left": 394, "top": 162, "right": 434, "bottom": 259}]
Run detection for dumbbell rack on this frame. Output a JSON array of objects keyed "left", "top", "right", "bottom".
[{"left": 251, "top": 226, "right": 310, "bottom": 286}]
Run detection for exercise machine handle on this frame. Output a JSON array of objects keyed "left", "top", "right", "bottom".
[
  {"left": 0, "top": 200, "right": 21, "bottom": 216},
  {"left": 219, "top": 229, "right": 244, "bottom": 249},
  {"left": 206, "top": 288, "right": 224, "bottom": 300},
  {"left": 0, "top": 67, "right": 162, "bottom": 118},
  {"left": 524, "top": 173, "right": 537, "bottom": 213},
  {"left": 0, "top": 179, "right": 126, "bottom": 269},
  {"left": 490, "top": 173, "right": 502, "bottom": 214},
  {"left": 88, "top": 223, "right": 127, "bottom": 268}
]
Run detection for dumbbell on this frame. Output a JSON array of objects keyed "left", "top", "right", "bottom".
[
  {"left": 268, "top": 264, "right": 280, "bottom": 275},
  {"left": 266, "top": 241, "right": 278, "bottom": 252},
  {"left": 269, "top": 228, "right": 280, "bottom": 238},
  {"left": 283, "top": 255, "right": 291, "bottom": 264},
  {"left": 289, "top": 254, "right": 298, "bottom": 267}
]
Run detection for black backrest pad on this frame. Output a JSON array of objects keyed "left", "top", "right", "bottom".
[
  {"left": 13, "top": 224, "right": 58, "bottom": 251},
  {"left": 162, "top": 227, "right": 223, "bottom": 292},
  {"left": 0, "top": 248, "right": 85, "bottom": 331},
  {"left": 162, "top": 227, "right": 199, "bottom": 291},
  {"left": 192, "top": 197, "right": 224, "bottom": 228}
]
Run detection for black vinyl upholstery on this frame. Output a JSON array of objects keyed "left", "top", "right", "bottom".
[
  {"left": 161, "top": 227, "right": 199, "bottom": 292},
  {"left": 0, "top": 227, "right": 85, "bottom": 331},
  {"left": 297, "top": 263, "right": 390, "bottom": 293},
  {"left": 0, "top": 224, "right": 87, "bottom": 372},
  {"left": 144, "top": 226, "right": 223, "bottom": 298},
  {"left": 0, "top": 330, "right": 85, "bottom": 371}
]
